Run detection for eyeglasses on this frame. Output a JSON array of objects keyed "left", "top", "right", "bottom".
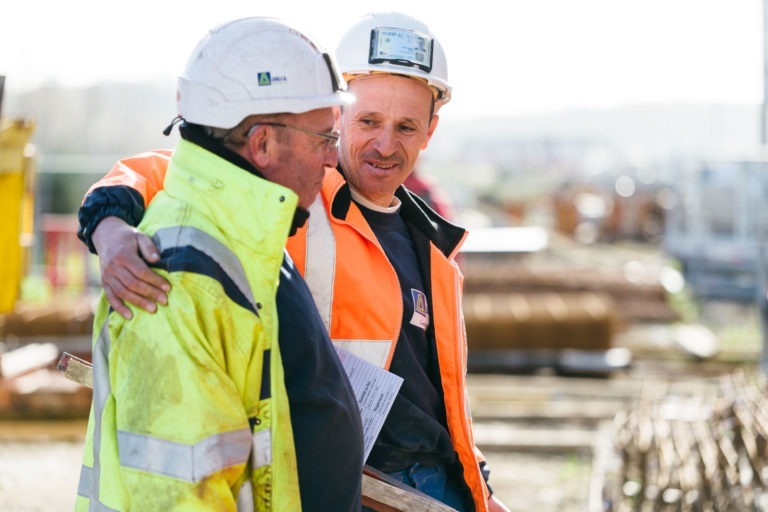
[{"left": 247, "top": 122, "right": 340, "bottom": 152}]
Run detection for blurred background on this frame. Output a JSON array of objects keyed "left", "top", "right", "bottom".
[{"left": 2, "top": 1, "right": 768, "bottom": 510}]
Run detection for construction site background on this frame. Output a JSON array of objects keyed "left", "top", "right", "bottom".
[{"left": 1, "top": 79, "right": 767, "bottom": 511}]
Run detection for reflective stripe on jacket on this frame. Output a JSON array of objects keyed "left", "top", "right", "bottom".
[
  {"left": 76, "top": 139, "right": 300, "bottom": 511},
  {"left": 286, "top": 168, "right": 491, "bottom": 512}
]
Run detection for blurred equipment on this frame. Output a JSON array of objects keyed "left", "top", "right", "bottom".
[
  {"left": 552, "top": 175, "right": 669, "bottom": 245},
  {"left": 664, "top": 159, "right": 768, "bottom": 302},
  {"left": 0, "top": 76, "right": 93, "bottom": 420},
  {"left": 0, "top": 81, "right": 37, "bottom": 313}
]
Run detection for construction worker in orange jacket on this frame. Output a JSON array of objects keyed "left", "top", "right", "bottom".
[{"left": 77, "top": 12, "right": 510, "bottom": 512}]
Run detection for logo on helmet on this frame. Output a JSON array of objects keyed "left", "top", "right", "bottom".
[{"left": 257, "top": 72, "right": 288, "bottom": 86}]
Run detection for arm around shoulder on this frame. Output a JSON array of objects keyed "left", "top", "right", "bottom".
[{"left": 90, "top": 216, "right": 169, "bottom": 320}]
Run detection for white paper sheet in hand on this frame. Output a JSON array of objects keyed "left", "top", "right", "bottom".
[{"left": 334, "top": 346, "right": 403, "bottom": 462}]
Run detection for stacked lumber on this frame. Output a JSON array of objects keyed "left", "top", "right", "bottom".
[
  {"left": 463, "top": 262, "right": 679, "bottom": 325},
  {"left": 464, "top": 291, "right": 617, "bottom": 352},
  {"left": 0, "top": 294, "right": 95, "bottom": 418},
  {"left": 1, "top": 297, "right": 93, "bottom": 338}
]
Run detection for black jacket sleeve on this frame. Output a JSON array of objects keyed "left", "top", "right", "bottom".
[
  {"left": 480, "top": 460, "right": 494, "bottom": 495},
  {"left": 77, "top": 185, "right": 146, "bottom": 254}
]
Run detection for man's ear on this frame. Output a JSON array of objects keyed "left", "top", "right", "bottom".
[{"left": 248, "top": 125, "right": 271, "bottom": 169}]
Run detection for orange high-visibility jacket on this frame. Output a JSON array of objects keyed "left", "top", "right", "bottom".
[{"left": 81, "top": 155, "right": 492, "bottom": 511}]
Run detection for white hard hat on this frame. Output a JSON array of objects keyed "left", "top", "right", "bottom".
[
  {"left": 335, "top": 12, "right": 451, "bottom": 105},
  {"left": 177, "top": 17, "right": 353, "bottom": 129}
]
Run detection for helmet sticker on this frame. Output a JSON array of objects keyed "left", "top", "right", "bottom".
[
  {"left": 257, "top": 71, "right": 287, "bottom": 86},
  {"left": 369, "top": 27, "right": 433, "bottom": 73},
  {"left": 258, "top": 72, "right": 272, "bottom": 86}
]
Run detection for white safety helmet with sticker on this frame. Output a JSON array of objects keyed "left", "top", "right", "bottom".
[
  {"left": 176, "top": 17, "right": 352, "bottom": 129},
  {"left": 335, "top": 12, "right": 451, "bottom": 106}
]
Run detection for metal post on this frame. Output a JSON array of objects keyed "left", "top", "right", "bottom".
[
  {"left": 759, "top": 242, "right": 768, "bottom": 374},
  {"left": 762, "top": 2, "right": 768, "bottom": 374},
  {"left": 763, "top": 0, "right": 768, "bottom": 145}
]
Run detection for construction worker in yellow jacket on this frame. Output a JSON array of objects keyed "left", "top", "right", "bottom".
[
  {"left": 77, "top": 12, "right": 510, "bottom": 512},
  {"left": 76, "top": 17, "right": 364, "bottom": 511}
]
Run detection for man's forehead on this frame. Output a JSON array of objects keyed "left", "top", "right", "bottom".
[
  {"left": 352, "top": 73, "right": 431, "bottom": 92},
  {"left": 349, "top": 75, "right": 432, "bottom": 107}
]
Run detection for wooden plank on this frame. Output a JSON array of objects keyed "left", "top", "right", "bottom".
[
  {"left": 56, "top": 352, "right": 92, "bottom": 389},
  {"left": 362, "top": 466, "right": 457, "bottom": 512}
]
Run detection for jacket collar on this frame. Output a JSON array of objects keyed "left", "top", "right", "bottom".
[
  {"left": 165, "top": 135, "right": 298, "bottom": 256},
  {"left": 327, "top": 166, "right": 467, "bottom": 258},
  {"left": 180, "top": 124, "right": 310, "bottom": 234}
]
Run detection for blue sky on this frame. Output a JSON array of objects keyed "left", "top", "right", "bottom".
[{"left": 2, "top": 0, "right": 763, "bottom": 120}]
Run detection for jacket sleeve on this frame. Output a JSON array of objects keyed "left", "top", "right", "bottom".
[
  {"left": 109, "top": 273, "right": 253, "bottom": 509},
  {"left": 76, "top": 150, "right": 173, "bottom": 253},
  {"left": 479, "top": 459, "right": 494, "bottom": 495}
]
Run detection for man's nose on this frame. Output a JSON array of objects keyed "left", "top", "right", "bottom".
[
  {"left": 323, "top": 146, "right": 339, "bottom": 168},
  {"left": 372, "top": 128, "right": 397, "bottom": 157}
]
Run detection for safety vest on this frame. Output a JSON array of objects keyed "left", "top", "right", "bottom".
[
  {"left": 76, "top": 140, "right": 301, "bottom": 511},
  {"left": 286, "top": 168, "right": 492, "bottom": 512}
]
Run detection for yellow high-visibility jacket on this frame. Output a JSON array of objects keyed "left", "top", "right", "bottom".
[{"left": 76, "top": 139, "right": 301, "bottom": 511}]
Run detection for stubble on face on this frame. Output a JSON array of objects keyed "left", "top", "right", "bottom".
[
  {"left": 260, "top": 108, "right": 337, "bottom": 209},
  {"left": 339, "top": 75, "right": 435, "bottom": 206}
]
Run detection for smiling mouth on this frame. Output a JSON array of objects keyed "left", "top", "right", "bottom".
[{"left": 367, "top": 161, "right": 397, "bottom": 170}]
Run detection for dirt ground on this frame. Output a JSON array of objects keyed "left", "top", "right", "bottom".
[
  {"left": 0, "top": 420, "right": 594, "bottom": 512},
  {"left": 483, "top": 451, "right": 593, "bottom": 512},
  {"left": 0, "top": 439, "right": 593, "bottom": 512},
  {"left": 0, "top": 438, "right": 82, "bottom": 512}
]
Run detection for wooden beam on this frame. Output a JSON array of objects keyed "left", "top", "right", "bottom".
[{"left": 56, "top": 352, "right": 92, "bottom": 388}]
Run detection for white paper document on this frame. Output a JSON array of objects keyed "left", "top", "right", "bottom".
[{"left": 334, "top": 346, "right": 403, "bottom": 462}]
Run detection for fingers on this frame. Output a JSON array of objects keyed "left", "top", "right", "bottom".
[
  {"left": 102, "top": 283, "right": 134, "bottom": 320},
  {"left": 102, "top": 239, "right": 169, "bottom": 311},
  {"left": 94, "top": 219, "right": 170, "bottom": 316},
  {"left": 134, "top": 231, "right": 171, "bottom": 300},
  {"left": 104, "top": 279, "right": 162, "bottom": 316},
  {"left": 102, "top": 274, "right": 163, "bottom": 320},
  {"left": 136, "top": 231, "right": 161, "bottom": 263}
]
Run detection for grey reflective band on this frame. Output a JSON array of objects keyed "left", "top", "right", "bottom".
[
  {"left": 82, "top": 319, "right": 113, "bottom": 507},
  {"left": 369, "top": 27, "right": 433, "bottom": 73},
  {"left": 117, "top": 428, "right": 253, "bottom": 483},
  {"left": 153, "top": 226, "right": 257, "bottom": 311},
  {"left": 305, "top": 196, "right": 335, "bottom": 331},
  {"left": 77, "top": 464, "right": 120, "bottom": 511},
  {"left": 237, "top": 481, "right": 255, "bottom": 512},
  {"left": 77, "top": 465, "right": 92, "bottom": 498},
  {"left": 251, "top": 429, "right": 272, "bottom": 470}
]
